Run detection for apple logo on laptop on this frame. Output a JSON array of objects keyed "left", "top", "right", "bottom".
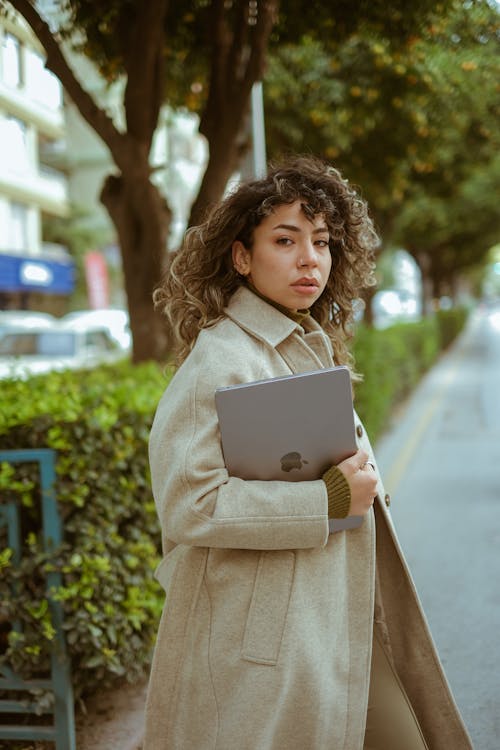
[{"left": 280, "top": 451, "right": 309, "bottom": 473}]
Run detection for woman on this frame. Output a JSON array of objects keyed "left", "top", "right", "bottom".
[{"left": 144, "top": 156, "right": 472, "bottom": 750}]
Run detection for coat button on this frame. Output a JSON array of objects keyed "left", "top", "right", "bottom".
[
  {"left": 384, "top": 493, "right": 391, "bottom": 508},
  {"left": 356, "top": 425, "right": 363, "bottom": 438}
]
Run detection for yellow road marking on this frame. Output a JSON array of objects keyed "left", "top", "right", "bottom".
[{"left": 383, "top": 354, "right": 463, "bottom": 496}]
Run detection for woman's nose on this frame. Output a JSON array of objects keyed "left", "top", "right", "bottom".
[{"left": 298, "top": 243, "right": 318, "bottom": 266}]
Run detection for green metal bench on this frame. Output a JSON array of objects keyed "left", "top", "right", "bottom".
[{"left": 0, "top": 448, "right": 76, "bottom": 749}]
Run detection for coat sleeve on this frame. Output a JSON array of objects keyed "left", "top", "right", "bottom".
[{"left": 149, "top": 342, "right": 330, "bottom": 552}]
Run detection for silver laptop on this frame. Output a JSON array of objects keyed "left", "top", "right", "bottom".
[{"left": 215, "top": 366, "right": 362, "bottom": 532}]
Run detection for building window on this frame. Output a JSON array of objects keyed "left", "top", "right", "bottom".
[
  {"left": 25, "top": 49, "right": 62, "bottom": 110},
  {"left": 2, "top": 33, "right": 22, "bottom": 88},
  {"left": 9, "top": 202, "right": 29, "bottom": 252},
  {"left": 1, "top": 116, "right": 30, "bottom": 172}
]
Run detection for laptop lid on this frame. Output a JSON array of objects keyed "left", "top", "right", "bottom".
[{"left": 215, "top": 366, "right": 357, "bottom": 483}]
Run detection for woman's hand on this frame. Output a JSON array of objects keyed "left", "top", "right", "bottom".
[{"left": 337, "top": 449, "right": 378, "bottom": 517}]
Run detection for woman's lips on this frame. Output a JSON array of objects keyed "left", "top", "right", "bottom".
[{"left": 291, "top": 279, "right": 320, "bottom": 294}]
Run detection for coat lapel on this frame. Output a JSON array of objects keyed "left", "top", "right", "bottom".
[{"left": 225, "top": 286, "right": 335, "bottom": 372}]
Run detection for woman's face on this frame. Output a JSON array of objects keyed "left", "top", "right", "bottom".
[{"left": 231, "top": 201, "right": 332, "bottom": 312}]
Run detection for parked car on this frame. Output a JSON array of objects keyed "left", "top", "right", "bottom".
[
  {"left": 0, "top": 310, "right": 56, "bottom": 338},
  {"left": 372, "top": 289, "right": 421, "bottom": 329},
  {"left": 61, "top": 309, "right": 131, "bottom": 350},
  {"left": 0, "top": 322, "right": 126, "bottom": 379}
]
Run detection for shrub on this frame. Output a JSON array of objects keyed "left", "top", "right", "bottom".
[
  {"left": 353, "top": 310, "right": 466, "bottom": 441},
  {"left": 435, "top": 307, "right": 470, "bottom": 349},
  {"left": 0, "top": 361, "right": 169, "bottom": 702}
]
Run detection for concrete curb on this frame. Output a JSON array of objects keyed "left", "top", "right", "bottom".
[
  {"left": 122, "top": 727, "right": 144, "bottom": 750},
  {"left": 76, "top": 679, "right": 148, "bottom": 750}
]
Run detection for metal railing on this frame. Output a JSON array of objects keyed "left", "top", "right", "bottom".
[{"left": 0, "top": 448, "right": 76, "bottom": 749}]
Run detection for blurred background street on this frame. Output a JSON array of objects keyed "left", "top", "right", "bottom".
[
  {"left": 376, "top": 304, "right": 500, "bottom": 750},
  {"left": 1, "top": 1, "right": 499, "bottom": 747}
]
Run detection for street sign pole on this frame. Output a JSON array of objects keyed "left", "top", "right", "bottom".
[{"left": 250, "top": 81, "right": 267, "bottom": 178}]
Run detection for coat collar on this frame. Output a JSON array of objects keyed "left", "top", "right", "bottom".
[{"left": 224, "top": 285, "right": 323, "bottom": 347}]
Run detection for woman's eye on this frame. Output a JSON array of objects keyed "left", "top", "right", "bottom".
[
  {"left": 276, "top": 237, "right": 293, "bottom": 246},
  {"left": 315, "top": 239, "right": 329, "bottom": 248}
]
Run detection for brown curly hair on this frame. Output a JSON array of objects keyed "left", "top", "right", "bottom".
[{"left": 154, "top": 155, "right": 379, "bottom": 366}]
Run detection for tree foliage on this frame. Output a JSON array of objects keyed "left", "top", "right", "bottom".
[
  {"left": 0, "top": 0, "right": 280, "bottom": 359},
  {"left": 265, "top": 0, "right": 500, "bottom": 294},
  {"left": 273, "top": 0, "right": 453, "bottom": 44},
  {"left": 390, "top": 1, "right": 500, "bottom": 293},
  {"left": 2, "top": 0, "right": 496, "bottom": 358}
]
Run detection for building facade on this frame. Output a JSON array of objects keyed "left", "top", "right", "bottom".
[
  {"left": 0, "top": 7, "right": 208, "bottom": 313},
  {"left": 0, "top": 12, "right": 74, "bottom": 311}
]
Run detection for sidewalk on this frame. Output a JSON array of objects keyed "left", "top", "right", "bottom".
[
  {"left": 371, "top": 310, "right": 499, "bottom": 750},
  {"left": 76, "top": 678, "right": 147, "bottom": 750}
]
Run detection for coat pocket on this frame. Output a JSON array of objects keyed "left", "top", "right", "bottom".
[
  {"left": 241, "top": 550, "right": 295, "bottom": 665},
  {"left": 154, "top": 545, "right": 184, "bottom": 595}
]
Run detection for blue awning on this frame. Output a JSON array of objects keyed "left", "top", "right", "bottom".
[{"left": 0, "top": 253, "right": 75, "bottom": 295}]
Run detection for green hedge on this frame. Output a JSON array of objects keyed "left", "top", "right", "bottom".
[
  {"left": 353, "top": 308, "right": 469, "bottom": 440},
  {"left": 0, "top": 361, "right": 169, "bottom": 703},
  {"left": 435, "top": 306, "right": 469, "bottom": 349},
  {"left": 0, "top": 308, "right": 468, "bottom": 707}
]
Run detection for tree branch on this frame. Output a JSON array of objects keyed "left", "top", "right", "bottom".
[
  {"left": 226, "top": 0, "right": 250, "bottom": 89},
  {"left": 200, "top": 0, "right": 278, "bottom": 142},
  {"left": 123, "top": 0, "right": 169, "bottom": 147},
  {"left": 221, "top": 0, "right": 279, "bottom": 127},
  {"left": 7, "top": 0, "right": 126, "bottom": 160},
  {"left": 211, "top": 0, "right": 231, "bottom": 106},
  {"left": 198, "top": 0, "right": 229, "bottom": 139},
  {"left": 242, "top": 0, "right": 279, "bottom": 91}
]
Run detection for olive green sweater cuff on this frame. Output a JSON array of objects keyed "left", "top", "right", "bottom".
[{"left": 322, "top": 465, "right": 351, "bottom": 518}]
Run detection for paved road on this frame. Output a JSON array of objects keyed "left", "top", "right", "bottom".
[{"left": 375, "top": 307, "right": 500, "bottom": 750}]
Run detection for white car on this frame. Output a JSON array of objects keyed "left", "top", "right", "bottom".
[
  {"left": 0, "top": 322, "right": 126, "bottom": 379},
  {"left": 372, "top": 289, "right": 421, "bottom": 329},
  {"left": 61, "top": 309, "right": 131, "bottom": 350},
  {"left": 0, "top": 310, "right": 56, "bottom": 337}
]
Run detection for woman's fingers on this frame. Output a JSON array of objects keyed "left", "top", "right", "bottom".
[
  {"left": 338, "top": 449, "right": 369, "bottom": 476},
  {"left": 336, "top": 449, "right": 377, "bottom": 516}
]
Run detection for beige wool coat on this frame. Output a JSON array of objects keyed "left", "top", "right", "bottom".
[{"left": 144, "top": 286, "right": 472, "bottom": 750}]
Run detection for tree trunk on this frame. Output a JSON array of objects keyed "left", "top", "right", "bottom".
[
  {"left": 187, "top": 0, "right": 279, "bottom": 228},
  {"left": 414, "top": 251, "right": 433, "bottom": 316},
  {"left": 429, "top": 253, "right": 448, "bottom": 306},
  {"left": 361, "top": 286, "right": 376, "bottom": 327},
  {"left": 7, "top": 0, "right": 171, "bottom": 362},
  {"left": 188, "top": 126, "right": 243, "bottom": 228},
  {"left": 449, "top": 272, "right": 460, "bottom": 305},
  {"left": 101, "top": 172, "right": 171, "bottom": 363}
]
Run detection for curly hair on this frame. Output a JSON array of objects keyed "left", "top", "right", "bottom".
[{"left": 154, "top": 155, "right": 379, "bottom": 366}]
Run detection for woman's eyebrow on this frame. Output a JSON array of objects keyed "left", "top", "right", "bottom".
[
  {"left": 272, "top": 223, "right": 300, "bottom": 232},
  {"left": 272, "top": 223, "right": 329, "bottom": 234}
]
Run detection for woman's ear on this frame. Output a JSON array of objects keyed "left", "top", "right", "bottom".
[{"left": 232, "top": 241, "right": 251, "bottom": 277}]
